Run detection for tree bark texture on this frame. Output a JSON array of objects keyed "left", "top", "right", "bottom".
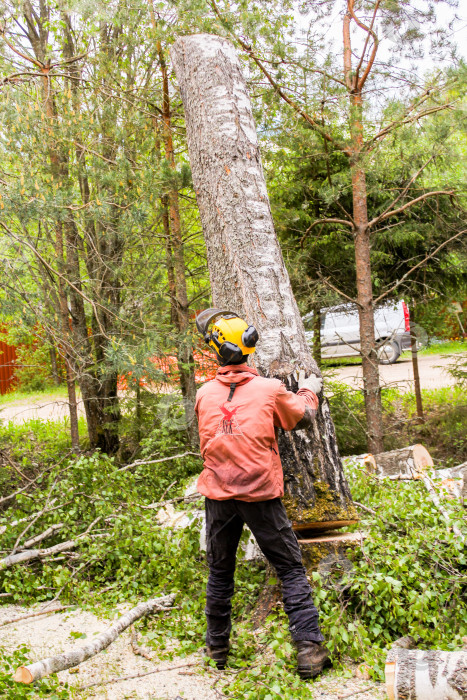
[
  {"left": 13, "top": 594, "right": 175, "bottom": 684},
  {"left": 349, "top": 90, "right": 384, "bottom": 454},
  {"left": 375, "top": 444, "right": 433, "bottom": 478},
  {"left": 410, "top": 316, "right": 424, "bottom": 420},
  {"left": 171, "top": 34, "right": 355, "bottom": 526},
  {"left": 385, "top": 647, "right": 467, "bottom": 700},
  {"left": 312, "top": 303, "right": 322, "bottom": 368}
]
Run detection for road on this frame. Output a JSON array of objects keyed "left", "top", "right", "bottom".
[
  {"left": 327, "top": 353, "right": 457, "bottom": 392},
  {"left": 0, "top": 354, "right": 459, "bottom": 424},
  {"left": 0, "top": 393, "right": 85, "bottom": 424}
]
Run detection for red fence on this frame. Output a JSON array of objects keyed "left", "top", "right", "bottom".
[{"left": 0, "top": 338, "right": 17, "bottom": 395}]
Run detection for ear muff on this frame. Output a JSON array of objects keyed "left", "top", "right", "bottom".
[
  {"left": 217, "top": 341, "right": 244, "bottom": 364},
  {"left": 241, "top": 325, "right": 258, "bottom": 348},
  {"left": 209, "top": 333, "right": 245, "bottom": 364}
]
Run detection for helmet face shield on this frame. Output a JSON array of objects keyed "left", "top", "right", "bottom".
[{"left": 195, "top": 308, "right": 237, "bottom": 337}]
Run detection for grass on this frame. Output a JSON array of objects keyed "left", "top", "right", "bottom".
[
  {"left": 0, "top": 384, "right": 70, "bottom": 405},
  {"left": 322, "top": 338, "right": 466, "bottom": 368},
  {"left": 409, "top": 338, "right": 466, "bottom": 356}
]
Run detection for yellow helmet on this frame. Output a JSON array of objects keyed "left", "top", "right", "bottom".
[{"left": 196, "top": 308, "right": 259, "bottom": 364}]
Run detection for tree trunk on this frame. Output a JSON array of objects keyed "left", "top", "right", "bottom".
[
  {"left": 47, "top": 335, "right": 61, "bottom": 386},
  {"left": 312, "top": 303, "right": 322, "bottom": 368},
  {"left": 410, "top": 308, "right": 424, "bottom": 420},
  {"left": 349, "top": 91, "right": 384, "bottom": 454},
  {"left": 154, "top": 28, "right": 198, "bottom": 447},
  {"left": 13, "top": 594, "right": 175, "bottom": 684},
  {"left": 171, "top": 34, "right": 355, "bottom": 526},
  {"left": 55, "top": 225, "right": 80, "bottom": 452},
  {"left": 385, "top": 646, "right": 467, "bottom": 700}
]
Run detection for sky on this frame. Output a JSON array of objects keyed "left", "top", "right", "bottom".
[{"left": 295, "top": 1, "right": 467, "bottom": 73}]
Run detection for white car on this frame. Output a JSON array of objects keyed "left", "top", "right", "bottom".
[{"left": 303, "top": 300, "right": 412, "bottom": 364}]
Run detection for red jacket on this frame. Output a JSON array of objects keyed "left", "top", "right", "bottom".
[{"left": 194, "top": 364, "right": 318, "bottom": 502}]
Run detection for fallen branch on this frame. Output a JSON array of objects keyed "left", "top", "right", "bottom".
[
  {"left": 75, "top": 660, "right": 198, "bottom": 691},
  {"left": 0, "top": 499, "right": 66, "bottom": 536},
  {"left": 0, "top": 517, "right": 101, "bottom": 571},
  {"left": 130, "top": 625, "right": 152, "bottom": 660},
  {"left": 0, "top": 605, "right": 70, "bottom": 628},
  {"left": 141, "top": 492, "right": 202, "bottom": 510},
  {"left": 118, "top": 452, "right": 200, "bottom": 473},
  {"left": 353, "top": 502, "right": 378, "bottom": 516},
  {"left": 0, "top": 451, "right": 34, "bottom": 483},
  {"left": 0, "top": 477, "right": 40, "bottom": 505},
  {"left": 13, "top": 594, "right": 175, "bottom": 684},
  {"left": 20, "top": 523, "right": 64, "bottom": 550}
]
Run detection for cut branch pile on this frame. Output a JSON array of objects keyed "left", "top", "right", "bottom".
[{"left": 13, "top": 594, "right": 175, "bottom": 684}]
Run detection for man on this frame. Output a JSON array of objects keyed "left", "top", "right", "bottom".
[{"left": 194, "top": 308, "right": 329, "bottom": 679}]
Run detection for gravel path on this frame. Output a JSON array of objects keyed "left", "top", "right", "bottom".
[
  {"left": 327, "top": 353, "right": 457, "bottom": 392},
  {"left": 0, "top": 393, "right": 86, "bottom": 424},
  {"left": 0, "top": 603, "right": 387, "bottom": 699}
]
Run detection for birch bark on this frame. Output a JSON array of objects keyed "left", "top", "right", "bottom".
[
  {"left": 13, "top": 595, "right": 175, "bottom": 683},
  {"left": 171, "top": 34, "right": 355, "bottom": 525},
  {"left": 385, "top": 647, "right": 467, "bottom": 700}
]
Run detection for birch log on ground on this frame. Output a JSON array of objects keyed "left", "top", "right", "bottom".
[
  {"left": 13, "top": 594, "right": 175, "bottom": 684},
  {"left": 170, "top": 34, "right": 355, "bottom": 527},
  {"left": 375, "top": 444, "right": 433, "bottom": 478},
  {"left": 385, "top": 646, "right": 467, "bottom": 699}
]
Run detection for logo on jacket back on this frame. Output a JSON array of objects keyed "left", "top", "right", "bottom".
[{"left": 216, "top": 403, "right": 242, "bottom": 436}]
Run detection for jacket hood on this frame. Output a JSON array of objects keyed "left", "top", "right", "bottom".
[{"left": 215, "top": 364, "right": 258, "bottom": 386}]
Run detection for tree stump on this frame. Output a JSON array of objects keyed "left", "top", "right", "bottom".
[
  {"left": 170, "top": 34, "right": 355, "bottom": 527},
  {"left": 385, "top": 646, "right": 467, "bottom": 699}
]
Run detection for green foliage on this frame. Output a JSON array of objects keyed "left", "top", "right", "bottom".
[
  {"left": 327, "top": 380, "right": 467, "bottom": 464},
  {"left": 221, "top": 461, "right": 466, "bottom": 697},
  {"left": 0, "top": 645, "right": 70, "bottom": 699},
  {"left": 0, "top": 414, "right": 466, "bottom": 698}
]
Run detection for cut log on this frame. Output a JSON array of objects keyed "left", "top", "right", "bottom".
[
  {"left": 374, "top": 444, "right": 433, "bottom": 478},
  {"left": 385, "top": 646, "right": 467, "bottom": 699},
  {"left": 342, "top": 454, "right": 377, "bottom": 472},
  {"left": 435, "top": 463, "right": 467, "bottom": 506},
  {"left": 171, "top": 34, "right": 355, "bottom": 528},
  {"left": 13, "top": 594, "right": 175, "bottom": 684}
]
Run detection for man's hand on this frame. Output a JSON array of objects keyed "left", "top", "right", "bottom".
[{"left": 297, "top": 370, "right": 323, "bottom": 395}]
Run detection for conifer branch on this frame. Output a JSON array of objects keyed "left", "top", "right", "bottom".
[{"left": 209, "top": 0, "right": 345, "bottom": 152}]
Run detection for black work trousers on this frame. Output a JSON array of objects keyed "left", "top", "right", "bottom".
[{"left": 204, "top": 497, "right": 324, "bottom": 647}]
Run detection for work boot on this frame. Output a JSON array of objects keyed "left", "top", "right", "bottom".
[
  {"left": 205, "top": 645, "right": 229, "bottom": 670},
  {"left": 295, "top": 641, "right": 330, "bottom": 679}
]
